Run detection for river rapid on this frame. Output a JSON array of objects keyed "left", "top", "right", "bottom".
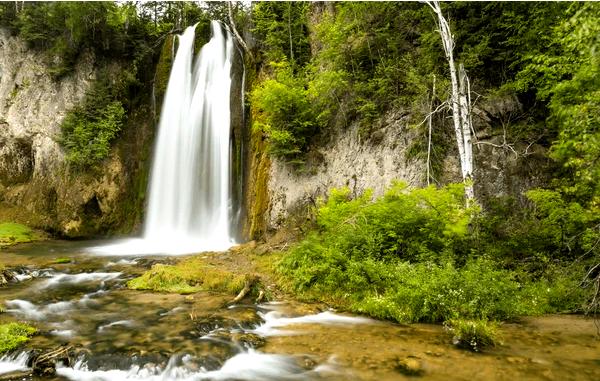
[{"left": 1, "top": 240, "right": 599, "bottom": 381}]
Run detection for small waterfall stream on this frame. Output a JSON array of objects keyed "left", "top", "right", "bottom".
[{"left": 95, "top": 21, "right": 236, "bottom": 255}]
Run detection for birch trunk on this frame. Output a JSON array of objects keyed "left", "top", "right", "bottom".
[
  {"left": 228, "top": 2, "right": 254, "bottom": 62},
  {"left": 426, "top": 1, "right": 475, "bottom": 204},
  {"left": 459, "top": 64, "right": 474, "bottom": 200}
]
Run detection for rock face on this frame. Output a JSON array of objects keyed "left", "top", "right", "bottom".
[
  {"left": 0, "top": 29, "right": 93, "bottom": 186},
  {"left": 267, "top": 111, "right": 424, "bottom": 231},
  {"left": 0, "top": 29, "right": 154, "bottom": 237},
  {"left": 249, "top": 93, "right": 550, "bottom": 236}
]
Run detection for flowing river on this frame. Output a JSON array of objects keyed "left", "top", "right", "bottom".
[{"left": 1, "top": 240, "right": 599, "bottom": 381}]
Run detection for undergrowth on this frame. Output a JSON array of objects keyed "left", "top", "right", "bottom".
[{"left": 277, "top": 182, "right": 588, "bottom": 326}]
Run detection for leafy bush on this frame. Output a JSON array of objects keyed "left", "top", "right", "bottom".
[
  {"left": 251, "top": 62, "right": 318, "bottom": 162},
  {"left": 62, "top": 101, "right": 125, "bottom": 167},
  {"left": 61, "top": 72, "right": 130, "bottom": 168},
  {"left": 278, "top": 183, "right": 587, "bottom": 324}
]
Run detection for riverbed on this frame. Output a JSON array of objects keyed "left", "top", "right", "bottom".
[{"left": 1, "top": 241, "right": 599, "bottom": 380}]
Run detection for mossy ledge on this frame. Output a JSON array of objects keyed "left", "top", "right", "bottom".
[
  {"left": 0, "top": 222, "right": 45, "bottom": 248},
  {"left": 127, "top": 256, "right": 248, "bottom": 295}
]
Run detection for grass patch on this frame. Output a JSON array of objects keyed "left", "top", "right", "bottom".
[
  {"left": 445, "top": 319, "right": 499, "bottom": 351},
  {"left": 127, "top": 257, "right": 246, "bottom": 295},
  {"left": 0, "top": 222, "right": 36, "bottom": 247},
  {"left": 0, "top": 322, "right": 36, "bottom": 354}
]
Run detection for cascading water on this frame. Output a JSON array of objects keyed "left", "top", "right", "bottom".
[{"left": 94, "top": 21, "right": 236, "bottom": 255}]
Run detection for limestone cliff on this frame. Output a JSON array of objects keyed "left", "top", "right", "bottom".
[
  {"left": 0, "top": 29, "right": 155, "bottom": 237},
  {"left": 245, "top": 95, "right": 550, "bottom": 237}
]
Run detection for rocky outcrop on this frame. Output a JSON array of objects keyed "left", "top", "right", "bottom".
[
  {"left": 266, "top": 111, "right": 424, "bottom": 231},
  {"left": 247, "top": 92, "right": 550, "bottom": 236},
  {"left": 0, "top": 29, "right": 155, "bottom": 237},
  {"left": 0, "top": 29, "right": 94, "bottom": 186}
]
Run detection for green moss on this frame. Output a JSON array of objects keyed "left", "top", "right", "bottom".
[
  {"left": 445, "top": 319, "right": 499, "bottom": 351},
  {"left": 0, "top": 322, "right": 36, "bottom": 354},
  {"left": 154, "top": 35, "right": 174, "bottom": 101},
  {"left": 246, "top": 118, "right": 271, "bottom": 240},
  {"left": 128, "top": 257, "right": 246, "bottom": 295},
  {"left": 53, "top": 257, "right": 72, "bottom": 264},
  {"left": 0, "top": 222, "right": 36, "bottom": 246}
]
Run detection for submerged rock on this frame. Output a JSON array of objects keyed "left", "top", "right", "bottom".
[{"left": 395, "top": 356, "right": 424, "bottom": 376}]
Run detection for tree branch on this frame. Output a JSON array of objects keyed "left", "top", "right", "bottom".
[{"left": 228, "top": 1, "right": 254, "bottom": 62}]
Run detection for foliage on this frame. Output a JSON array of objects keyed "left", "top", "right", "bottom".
[
  {"left": 445, "top": 319, "right": 499, "bottom": 352},
  {"left": 0, "top": 222, "right": 36, "bottom": 246},
  {"left": 278, "top": 184, "right": 587, "bottom": 324},
  {"left": 4, "top": 2, "right": 152, "bottom": 77},
  {"left": 128, "top": 257, "right": 246, "bottom": 295},
  {"left": 61, "top": 73, "right": 127, "bottom": 168},
  {"left": 252, "top": 2, "right": 311, "bottom": 67},
  {"left": 250, "top": 62, "right": 318, "bottom": 161},
  {"left": 0, "top": 322, "right": 36, "bottom": 354}
]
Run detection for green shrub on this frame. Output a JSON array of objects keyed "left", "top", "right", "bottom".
[
  {"left": 251, "top": 61, "right": 318, "bottom": 162},
  {"left": 61, "top": 73, "right": 127, "bottom": 168},
  {"left": 278, "top": 183, "right": 587, "bottom": 324},
  {"left": 0, "top": 323, "right": 36, "bottom": 354}
]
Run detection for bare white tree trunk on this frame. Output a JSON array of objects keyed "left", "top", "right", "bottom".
[
  {"left": 427, "top": 75, "right": 436, "bottom": 186},
  {"left": 458, "top": 63, "right": 474, "bottom": 200},
  {"left": 426, "top": 1, "right": 475, "bottom": 204},
  {"left": 228, "top": 2, "right": 254, "bottom": 62}
]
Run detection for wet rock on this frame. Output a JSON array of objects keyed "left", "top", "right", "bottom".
[
  {"left": 506, "top": 356, "right": 528, "bottom": 364},
  {"left": 301, "top": 356, "right": 318, "bottom": 370},
  {"left": 230, "top": 332, "right": 266, "bottom": 349},
  {"left": 0, "top": 270, "right": 14, "bottom": 286},
  {"left": 395, "top": 356, "right": 424, "bottom": 376},
  {"left": 83, "top": 352, "right": 168, "bottom": 371},
  {"left": 135, "top": 258, "right": 177, "bottom": 269},
  {"left": 194, "top": 316, "right": 238, "bottom": 335}
]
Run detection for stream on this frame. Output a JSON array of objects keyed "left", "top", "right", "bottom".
[{"left": 1, "top": 241, "right": 599, "bottom": 381}]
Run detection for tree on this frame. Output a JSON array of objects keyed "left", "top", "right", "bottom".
[{"left": 426, "top": 1, "right": 475, "bottom": 204}]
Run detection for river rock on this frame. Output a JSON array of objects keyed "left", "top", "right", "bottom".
[{"left": 395, "top": 356, "right": 424, "bottom": 376}]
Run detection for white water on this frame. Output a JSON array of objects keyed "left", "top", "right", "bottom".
[
  {"left": 56, "top": 351, "right": 339, "bottom": 381},
  {"left": 0, "top": 352, "right": 30, "bottom": 375},
  {"left": 93, "top": 21, "right": 236, "bottom": 255},
  {"left": 39, "top": 272, "right": 122, "bottom": 288},
  {"left": 252, "top": 310, "right": 373, "bottom": 337}
]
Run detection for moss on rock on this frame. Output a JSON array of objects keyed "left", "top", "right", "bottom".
[
  {"left": 127, "top": 256, "right": 246, "bottom": 295},
  {"left": 0, "top": 322, "right": 36, "bottom": 354},
  {"left": 0, "top": 222, "right": 39, "bottom": 247}
]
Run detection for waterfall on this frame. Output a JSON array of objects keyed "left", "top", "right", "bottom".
[{"left": 93, "top": 21, "right": 237, "bottom": 255}]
